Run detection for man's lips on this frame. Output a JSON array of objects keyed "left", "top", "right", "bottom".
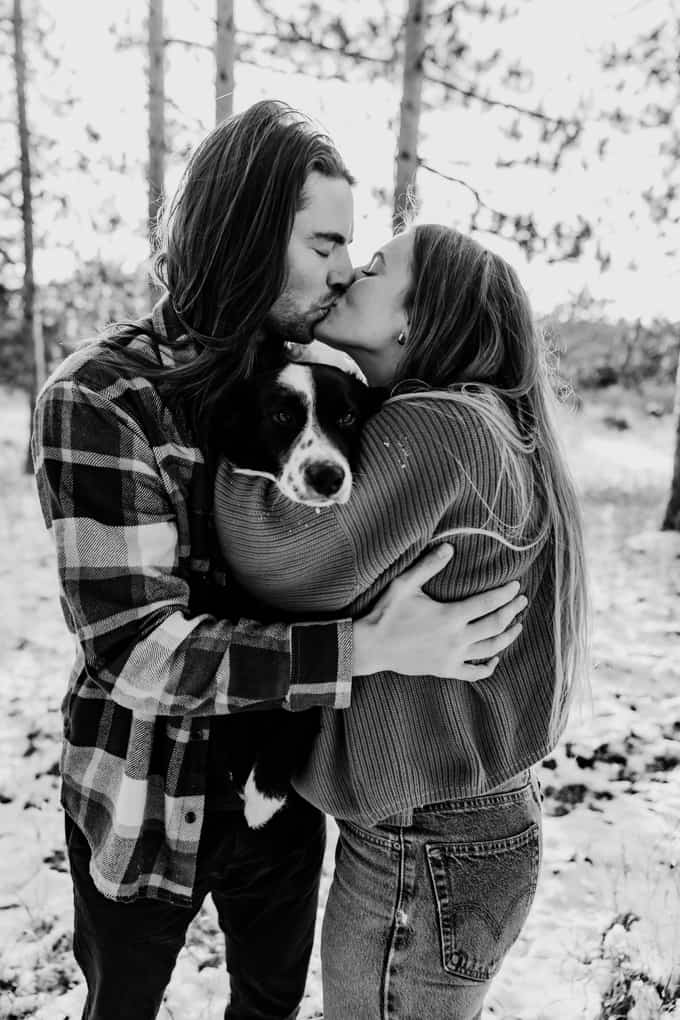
[{"left": 315, "top": 301, "right": 337, "bottom": 320}]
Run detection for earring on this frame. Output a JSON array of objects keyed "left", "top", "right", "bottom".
[{"left": 397, "top": 331, "right": 407, "bottom": 346}]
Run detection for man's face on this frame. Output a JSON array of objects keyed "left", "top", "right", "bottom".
[{"left": 267, "top": 171, "right": 354, "bottom": 344}]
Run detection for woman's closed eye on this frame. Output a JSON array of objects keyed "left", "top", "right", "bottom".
[
  {"left": 361, "top": 263, "right": 379, "bottom": 278},
  {"left": 362, "top": 255, "right": 383, "bottom": 276}
]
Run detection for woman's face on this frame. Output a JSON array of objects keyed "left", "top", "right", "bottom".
[{"left": 313, "top": 232, "right": 413, "bottom": 387}]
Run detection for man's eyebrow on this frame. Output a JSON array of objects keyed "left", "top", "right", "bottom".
[{"left": 308, "top": 231, "right": 350, "bottom": 246}]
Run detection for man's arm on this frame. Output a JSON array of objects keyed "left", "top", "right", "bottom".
[
  {"left": 353, "top": 543, "right": 524, "bottom": 681},
  {"left": 32, "top": 376, "right": 352, "bottom": 718}
]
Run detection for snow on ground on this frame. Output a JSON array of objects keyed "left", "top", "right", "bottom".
[{"left": 0, "top": 382, "right": 678, "bottom": 1020}]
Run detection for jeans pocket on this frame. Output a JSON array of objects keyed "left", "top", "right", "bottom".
[{"left": 426, "top": 821, "right": 541, "bottom": 983}]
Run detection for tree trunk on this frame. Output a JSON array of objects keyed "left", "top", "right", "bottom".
[
  {"left": 215, "top": 0, "right": 235, "bottom": 124},
  {"left": 12, "top": 0, "right": 39, "bottom": 473},
  {"left": 393, "top": 0, "right": 428, "bottom": 232},
  {"left": 661, "top": 346, "right": 680, "bottom": 531},
  {"left": 148, "top": 0, "right": 165, "bottom": 303}
]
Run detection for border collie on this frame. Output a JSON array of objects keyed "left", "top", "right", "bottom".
[{"left": 215, "top": 358, "right": 378, "bottom": 828}]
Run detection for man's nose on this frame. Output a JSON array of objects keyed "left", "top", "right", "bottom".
[{"left": 327, "top": 247, "right": 354, "bottom": 291}]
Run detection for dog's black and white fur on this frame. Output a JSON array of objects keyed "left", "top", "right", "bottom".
[{"left": 216, "top": 357, "right": 379, "bottom": 827}]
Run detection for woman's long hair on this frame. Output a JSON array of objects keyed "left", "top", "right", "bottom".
[
  {"left": 391, "top": 225, "right": 589, "bottom": 745},
  {"left": 101, "top": 99, "right": 354, "bottom": 437}
]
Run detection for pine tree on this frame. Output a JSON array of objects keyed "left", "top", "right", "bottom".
[
  {"left": 215, "top": 0, "right": 235, "bottom": 124},
  {"left": 393, "top": 0, "right": 428, "bottom": 230},
  {"left": 148, "top": 0, "right": 165, "bottom": 304},
  {"left": 12, "top": 0, "right": 42, "bottom": 471}
]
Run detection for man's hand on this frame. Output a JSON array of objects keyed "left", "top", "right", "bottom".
[{"left": 352, "top": 544, "right": 526, "bottom": 682}]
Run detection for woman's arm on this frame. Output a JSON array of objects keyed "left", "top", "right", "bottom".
[
  {"left": 330, "top": 397, "right": 472, "bottom": 587},
  {"left": 214, "top": 395, "right": 525, "bottom": 681},
  {"left": 339, "top": 397, "right": 526, "bottom": 675}
]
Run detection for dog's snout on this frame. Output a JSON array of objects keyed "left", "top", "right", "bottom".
[{"left": 304, "top": 461, "right": 346, "bottom": 498}]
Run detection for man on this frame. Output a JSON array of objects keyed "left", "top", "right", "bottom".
[{"left": 32, "top": 100, "right": 523, "bottom": 1020}]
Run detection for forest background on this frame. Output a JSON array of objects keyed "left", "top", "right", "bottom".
[{"left": 1, "top": 2, "right": 680, "bottom": 1019}]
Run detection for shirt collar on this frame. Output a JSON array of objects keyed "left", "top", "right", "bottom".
[
  {"left": 151, "top": 292, "right": 187, "bottom": 344},
  {"left": 134, "top": 292, "right": 198, "bottom": 369}
]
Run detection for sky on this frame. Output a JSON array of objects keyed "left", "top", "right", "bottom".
[{"left": 10, "top": 0, "right": 680, "bottom": 321}]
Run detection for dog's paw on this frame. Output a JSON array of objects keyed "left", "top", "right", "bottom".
[{"left": 243, "top": 769, "right": 287, "bottom": 829}]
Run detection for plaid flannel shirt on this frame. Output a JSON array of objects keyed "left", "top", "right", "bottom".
[{"left": 31, "top": 297, "right": 353, "bottom": 905}]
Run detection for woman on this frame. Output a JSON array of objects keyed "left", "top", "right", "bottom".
[{"left": 214, "top": 224, "right": 589, "bottom": 1019}]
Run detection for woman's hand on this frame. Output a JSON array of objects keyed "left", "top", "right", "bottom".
[{"left": 352, "top": 544, "right": 526, "bottom": 682}]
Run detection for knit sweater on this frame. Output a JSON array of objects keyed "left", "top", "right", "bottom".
[{"left": 213, "top": 392, "right": 560, "bottom": 825}]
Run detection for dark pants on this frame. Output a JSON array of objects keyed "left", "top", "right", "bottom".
[{"left": 66, "top": 792, "right": 326, "bottom": 1020}]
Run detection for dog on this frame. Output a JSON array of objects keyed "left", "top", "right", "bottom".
[
  {"left": 222, "top": 358, "right": 372, "bottom": 507},
  {"left": 215, "top": 355, "right": 380, "bottom": 828}
]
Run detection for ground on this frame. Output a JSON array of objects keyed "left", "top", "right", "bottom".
[{"left": 0, "top": 381, "right": 679, "bottom": 1020}]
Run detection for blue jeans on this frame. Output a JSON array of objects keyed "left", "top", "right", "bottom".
[{"left": 321, "top": 772, "right": 542, "bottom": 1020}]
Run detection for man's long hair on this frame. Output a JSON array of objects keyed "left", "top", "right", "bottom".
[
  {"left": 103, "top": 100, "right": 353, "bottom": 437},
  {"left": 391, "top": 225, "right": 590, "bottom": 746}
]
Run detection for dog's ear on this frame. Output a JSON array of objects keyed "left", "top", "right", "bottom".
[
  {"left": 210, "top": 380, "right": 254, "bottom": 460},
  {"left": 363, "top": 385, "right": 389, "bottom": 419}
]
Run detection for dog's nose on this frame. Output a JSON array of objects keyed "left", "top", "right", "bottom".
[{"left": 304, "top": 462, "right": 346, "bottom": 498}]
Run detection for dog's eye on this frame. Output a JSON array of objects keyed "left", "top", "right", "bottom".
[
  {"left": 272, "top": 410, "right": 294, "bottom": 426},
  {"left": 337, "top": 411, "right": 358, "bottom": 428}
]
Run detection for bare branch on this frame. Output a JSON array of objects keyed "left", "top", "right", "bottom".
[
  {"left": 423, "top": 68, "right": 578, "bottom": 128},
  {"left": 237, "top": 53, "right": 320, "bottom": 79},
  {"left": 418, "top": 159, "right": 497, "bottom": 216},
  {"left": 164, "top": 36, "right": 212, "bottom": 53},
  {"left": 495, "top": 154, "right": 545, "bottom": 169},
  {"left": 431, "top": 1, "right": 517, "bottom": 20},
  {"left": 117, "top": 33, "right": 212, "bottom": 53},
  {"left": 164, "top": 93, "right": 208, "bottom": 134},
  {"left": 244, "top": 28, "right": 393, "bottom": 66},
  {"left": 244, "top": 8, "right": 578, "bottom": 131},
  {"left": 248, "top": 1, "right": 396, "bottom": 66},
  {"left": 418, "top": 159, "right": 594, "bottom": 262},
  {"left": 115, "top": 33, "right": 144, "bottom": 50}
]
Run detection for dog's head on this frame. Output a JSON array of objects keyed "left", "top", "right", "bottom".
[{"left": 216, "top": 362, "right": 380, "bottom": 507}]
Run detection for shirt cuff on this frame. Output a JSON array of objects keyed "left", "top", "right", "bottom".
[{"left": 286, "top": 619, "right": 353, "bottom": 711}]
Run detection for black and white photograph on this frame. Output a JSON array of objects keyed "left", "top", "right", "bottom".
[{"left": 1, "top": 1, "right": 679, "bottom": 1018}]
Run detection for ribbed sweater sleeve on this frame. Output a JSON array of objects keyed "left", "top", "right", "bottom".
[{"left": 329, "top": 397, "right": 487, "bottom": 595}]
